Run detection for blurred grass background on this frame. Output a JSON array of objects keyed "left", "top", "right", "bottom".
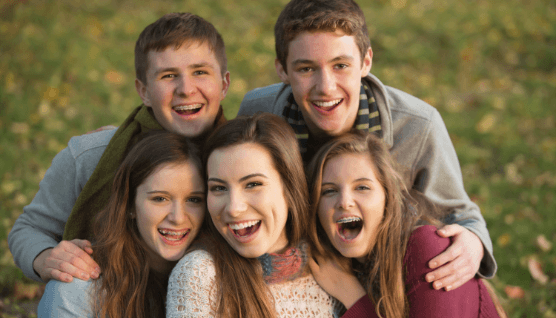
[{"left": 1, "top": 0, "right": 555, "bottom": 316}]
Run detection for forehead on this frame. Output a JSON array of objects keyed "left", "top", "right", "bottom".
[
  {"left": 287, "top": 30, "right": 361, "bottom": 63},
  {"left": 323, "top": 152, "right": 378, "bottom": 181},
  {"left": 146, "top": 41, "right": 221, "bottom": 74},
  {"left": 140, "top": 161, "right": 203, "bottom": 189},
  {"left": 207, "top": 143, "right": 278, "bottom": 177}
]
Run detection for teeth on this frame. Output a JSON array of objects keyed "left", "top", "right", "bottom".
[
  {"left": 313, "top": 99, "right": 342, "bottom": 108},
  {"left": 158, "top": 229, "right": 189, "bottom": 236},
  {"left": 229, "top": 220, "right": 260, "bottom": 230},
  {"left": 173, "top": 104, "right": 202, "bottom": 111},
  {"left": 336, "top": 217, "right": 362, "bottom": 224}
]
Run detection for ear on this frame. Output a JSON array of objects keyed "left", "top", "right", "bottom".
[
  {"left": 135, "top": 78, "right": 152, "bottom": 107},
  {"left": 275, "top": 58, "right": 290, "bottom": 85},
  {"left": 360, "top": 47, "right": 373, "bottom": 77},
  {"left": 220, "top": 71, "right": 230, "bottom": 99}
]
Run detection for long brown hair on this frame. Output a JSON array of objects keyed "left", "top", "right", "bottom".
[
  {"left": 91, "top": 130, "right": 202, "bottom": 318},
  {"left": 307, "top": 131, "right": 506, "bottom": 318},
  {"left": 199, "top": 113, "right": 308, "bottom": 317}
]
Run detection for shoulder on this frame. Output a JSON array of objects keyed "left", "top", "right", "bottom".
[
  {"left": 239, "top": 83, "right": 290, "bottom": 116},
  {"left": 405, "top": 225, "right": 450, "bottom": 264},
  {"left": 171, "top": 249, "right": 215, "bottom": 276},
  {"left": 67, "top": 128, "right": 117, "bottom": 159}
]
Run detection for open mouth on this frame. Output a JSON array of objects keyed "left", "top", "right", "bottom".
[
  {"left": 229, "top": 220, "right": 261, "bottom": 238},
  {"left": 173, "top": 104, "right": 203, "bottom": 115},
  {"left": 312, "top": 99, "right": 343, "bottom": 111},
  {"left": 336, "top": 216, "right": 363, "bottom": 241},
  {"left": 158, "top": 228, "right": 190, "bottom": 242}
]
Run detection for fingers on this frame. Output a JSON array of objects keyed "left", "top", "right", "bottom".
[
  {"left": 71, "top": 239, "right": 94, "bottom": 254},
  {"left": 426, "top": 256, "right": 471, "bottom": 290},
  {"left": 35, "top": 241, "right": 101, "bottom": 283},
  {"left": 428, "top": 241, "right": 463, "bottom": 270},
  {"left": 436, "top": 223, "right": 464, "bottom": 238}
]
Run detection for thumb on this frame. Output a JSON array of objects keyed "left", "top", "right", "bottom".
[{"left": 436, "top": 224, "right": 464, "bottom": 238}]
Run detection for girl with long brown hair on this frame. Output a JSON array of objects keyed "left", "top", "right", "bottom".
[
  {"left": 166, "top": 113, "right": 342, "bottom": 317},
  {"left": 38, "top": 131, "right": 206, "bottom": 318},
  {"left": 307, "top": 131, "right": 506, "bottom": 318}
]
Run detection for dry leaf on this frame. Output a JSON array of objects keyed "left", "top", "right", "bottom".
[
  {"left": 528, "top": 257, "right": 549, "bottom": 284},
  {"left": 537, "top": 235, "right": 552, "bottom": 252},
  {"left": 504, "top": 285, "right": 525, "bottom": 299},
  {"left": 14, "top": 281, "right": 44, "bottom": 300}
]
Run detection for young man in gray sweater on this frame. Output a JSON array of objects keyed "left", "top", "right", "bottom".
[
  {"left": 9, "top": 12, "right": 230, "bottom": 284},
  {"left": 238, "top": 0, "right": 496, "bottom": 291}
]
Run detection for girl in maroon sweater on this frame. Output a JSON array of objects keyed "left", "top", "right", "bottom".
[{"left": 306, "top": 132, "right": 505, "bottom": 318}]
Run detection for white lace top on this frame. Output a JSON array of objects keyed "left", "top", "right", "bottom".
[{"left": 167, "top": 250, "right": 343, "bottom": 317}]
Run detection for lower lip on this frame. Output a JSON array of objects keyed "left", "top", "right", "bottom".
[
  {"left": 159, "top": 231, "right": 190, "bottom": 246},
  {"left": 312, "top": 100, "right": 342, "bottom": 115},
  {"left": 228, "top": 223, "right": 260, "bottom": 244}
]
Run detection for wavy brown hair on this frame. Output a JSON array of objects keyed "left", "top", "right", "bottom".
[
  {"left": 91, "top": 130, "right": 202, "bottom": 318},
  {"left": 198, "top": 113, "right": 308, "bottom": 317},
  {"left": 307, "top": 131, "right": 506, "bottom": 318}
]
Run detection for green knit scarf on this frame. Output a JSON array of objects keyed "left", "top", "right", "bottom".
[{"left": 63, "top": 105, "right": 163, "bottom": 241}]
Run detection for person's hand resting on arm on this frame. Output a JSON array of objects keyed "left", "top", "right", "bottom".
[
  {"left": 426, "top": 224, "right": 484, "bottom": 291},
  {"left": 33, "top": 239, "right": 100, "bottom": 283}
]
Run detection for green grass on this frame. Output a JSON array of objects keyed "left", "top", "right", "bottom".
[{"left": 1, "top": 0, "right": 555, "bottom": 316}]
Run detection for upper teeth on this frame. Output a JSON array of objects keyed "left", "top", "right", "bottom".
[
  {"left": 159, "top": 229, "right": 189, "bottom": 236},
  {"left": 229, "top": 220, "right": 260, "bottom": 230},
  {"left": 336, "top": 217, "right": 361, "bottom": 224},
  {"left": 313, "top": 99, "right": 342, "bottom": 108},
  {"left": 174, "top": 104, "right": 202, "bottom": 111}
]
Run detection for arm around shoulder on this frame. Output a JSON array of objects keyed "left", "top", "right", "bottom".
[
  {"left": 166, "top": 250, "right": 218, "bottom": 318},
  {"left": 413, "top": 109, "right": 496, "bottom": 277}
]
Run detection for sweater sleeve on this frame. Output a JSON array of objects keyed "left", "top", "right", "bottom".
[
  {"left": 404, "top": 225, "right": 482, "bottom": 317},
  {"left": 341, "top": 295, "right": 379, "bottom": 318},
  {"left": 412, "top": 109, "right": 496, "bottom": 278},
  {"left": 166, "top": 250, "right": 218, "bottom": 318}
]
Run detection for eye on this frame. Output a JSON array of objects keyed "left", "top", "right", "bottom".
[
  {"left": 246, "top": 181, "right": 262, "bottom": 189},
  {"left": 187, "top": 196, "right": 205, "bottom": 204},
  {"left": 151, "top": 196, "right": 167, "bottom": 203},
  {"left": 355, "top": 185, "right": 371, "bottom": 191},
  {"left": 209, "top": 185, "right": 227, "bottom": 192},
  {"left": 297, "top": 66, "right": 314, "bottom": 73},
  {"left": 161, "top": 74, "right": 177, "bottom": 79},
  {"left": 335, "top": 63, "right": 349, "bottom": 69},
  {"left": 321, "top": 188, "right": 337, "bottom": 196},
  {"left": 194, "top": 70, "right": 208, "bottom": 76}
]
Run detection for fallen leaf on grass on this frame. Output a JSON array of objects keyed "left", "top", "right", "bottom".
[
  {"left": 528, "top": 257, "right": 549, "bottom": 285},
  {"left": 504, "top": 285, "right": 525, "bottom": 299},
  {"left": 537, "top": 235, "right": 552, "bottom": 252},
  {"left": 14, "top": 282, "right": 44, "bottom": 300}
]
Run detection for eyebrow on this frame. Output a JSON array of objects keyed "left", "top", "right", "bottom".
[
  {"left": 321, "top": 177, "right": 374, "bottom": 186},
  {"left": 146, "top": 190, "right": 205, "bottom": 195},
  {"left": 291, "top": 55, "right": 355, "bottom": 66},
  {"left": 208, "top": 173, "right": 268, "bottom": 184}
]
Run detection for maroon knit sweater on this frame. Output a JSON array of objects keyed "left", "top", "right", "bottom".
[{"left": 342, "top": 225, "right": 501, "bottom": 318}]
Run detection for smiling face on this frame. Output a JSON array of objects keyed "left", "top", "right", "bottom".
[
  {"left": 206, "top": 142, "right": 289, "bottom": 258},
  {"left": 136, "top": 41, "right": 230, "bottom": 138},
  {"left": 317, "top": 152, "right": 385, "bottom": 262},
  {"left": 134, "top": 161, "right": 205, "bottom": 271},
  {"left": 276, "top": 31, "right": 372, "bottom": 138}
]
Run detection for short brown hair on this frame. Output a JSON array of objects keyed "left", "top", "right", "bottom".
[
  {"left": 134, "top": 12, "right": 227, "bottom": 84},
  {"left": 275, "top": 0, "right": 370, "bottom": 72}
]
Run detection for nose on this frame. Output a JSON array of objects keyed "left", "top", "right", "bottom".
[
  {"left": 167, "top": 202, "right": 187, "bottom": 224},
  {"left": 175, "top": 75, "right": 196, "bottom": 97},
  {"left": 226, "top": 189, "right": 248, "bottom": 217},
  {"left": 315, "top": 69, "right": 336, "bottom": 95},
  {"left": 337, "top": 189, "right": 355, "bottom": 210}
]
